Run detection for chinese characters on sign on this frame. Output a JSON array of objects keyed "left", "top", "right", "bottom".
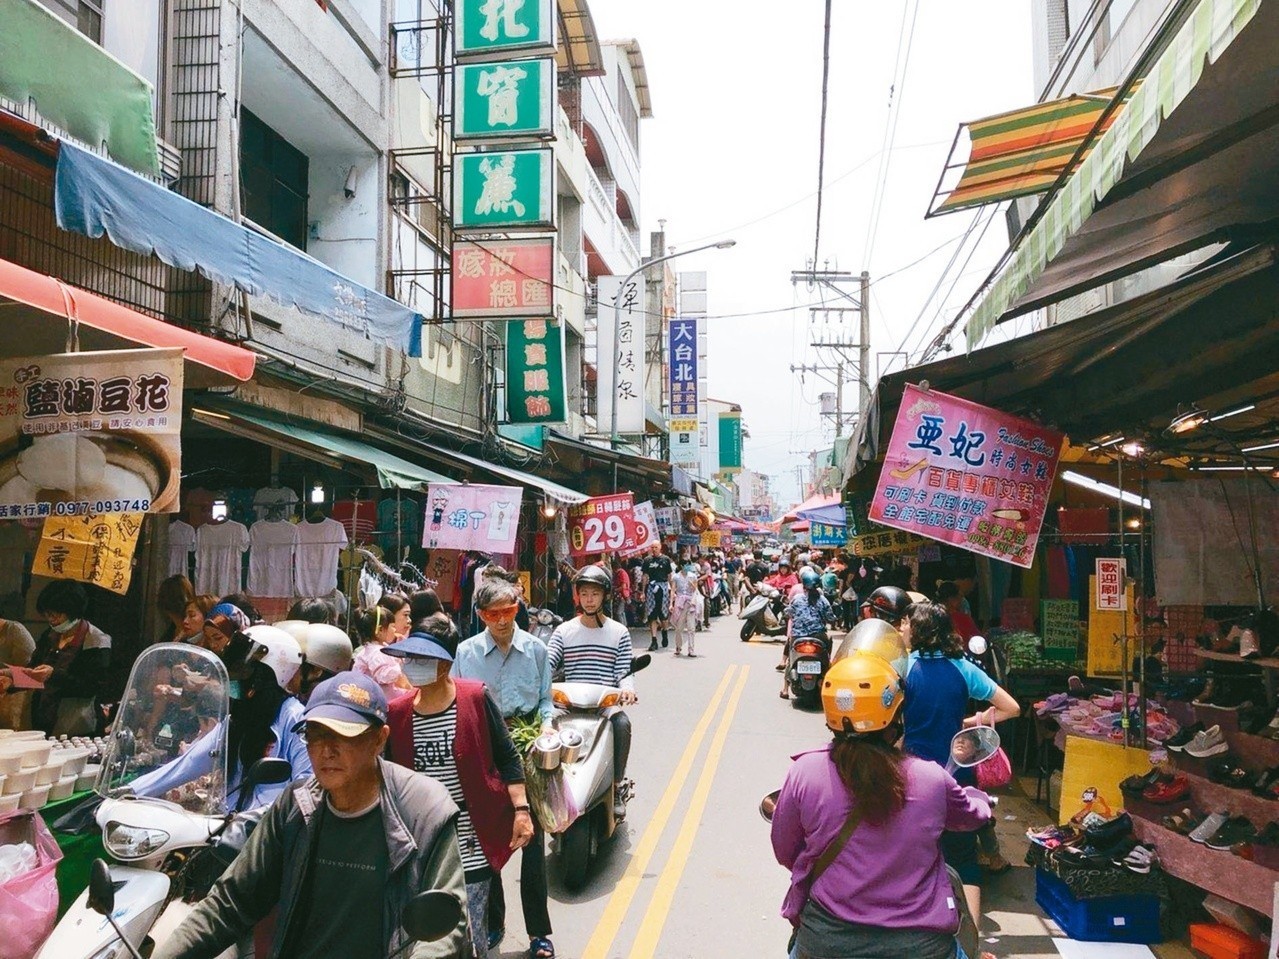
[
  {"left": 505, "top": 317, "right": 566, "bottom": 424},
  {"left": 1040, "top": 599, "right": 1080, "bottom": 660},
  {"left": 869, "top": 385, "right": 1063, "bottom": 568},
  {"left": 718, "top": 411, "right": 742, "bottom": 473},
  {"left": 619, "top": 500, "right": 659, "bottom": 557},
  {"left": 1095, "top": 557, "right": 1127, "bottom": 611},
  {"left": 452, "top": 238, "right": 554, "bottom": 320},
  {"left": 809, "top": 522, "right": 846, "bottom": 547},
  {"left": 32, "top": 512, "right": 143, "bottom": 594},
  {"left": 454, "top": 149, "right": 554, "bottom": 229},
  {"left": 597, "top": 276, "right": 645, "bottom": 434},
  {"left": 0, "top": 349, "right": 183, "bottom": 516},
  {"left": 454, "top": 58, "right": 554, "bottom": 139},
  {"left": 849, "top": 528, "right": 927, "bottom": 558},
  {"left": 455, "top": 0, "right": 554, "bottom": 57},
  {"left": 567, "top": 493, "right": 645, "bottom": 558},
  {"left": 423, "top": 484, "right": 522, "bottom": 552},
  {"left": 668, "top": 318, "right": 699, "bottom": 467}
]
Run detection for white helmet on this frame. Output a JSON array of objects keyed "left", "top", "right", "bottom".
[
  {"left": 302, "top": 623, "right": 354, "bottom": 675},
  {"left": 272, "top": 620, "right": 311, "bottom": 644},
  {"left": 245, "top": 624, "right": 303, "bottom": 691}
]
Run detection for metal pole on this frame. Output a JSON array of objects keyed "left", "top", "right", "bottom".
[
  {"left": 859, "top": 270, "right": 871, "bottom": 418},
  {"left": 835, "top": 362, "right": 843, "bottom": 438}
]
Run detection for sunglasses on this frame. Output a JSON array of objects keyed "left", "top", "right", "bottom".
[{"left": 478, "top": 605, "right": 520, "bottom": 624}]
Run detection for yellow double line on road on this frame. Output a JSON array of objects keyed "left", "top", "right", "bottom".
[{"left": 581, "top": 664, "right": 751, "bottom": 959}]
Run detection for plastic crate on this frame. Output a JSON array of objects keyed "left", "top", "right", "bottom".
[
  {"left": 1034, "top": 868, "right": 1161, "bottom": 944},
  {"left": 1189, "top": 922, "right": 1267, "bottom": 959}
]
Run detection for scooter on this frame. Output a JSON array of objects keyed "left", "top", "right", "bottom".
[
  {"left": 549, "top": 653, "right": 651, "bottom": 891},
  {"left": 739, "top": 585, "right": 788, "bottom": 641},
  {"left": 528, "top": 606, "right": 563, "bottom": 643},
  {"left": 36, "top": 643, "right": 291, "bottom": 959},
  {"left": 786, "top": 631, "right": 832, "bottom": 708}
]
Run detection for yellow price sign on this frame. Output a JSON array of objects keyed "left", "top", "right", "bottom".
[{"left": 33, "top": 512, "right": 143, "bottom": 595}]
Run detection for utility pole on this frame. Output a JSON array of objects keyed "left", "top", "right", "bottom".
[
  {"left": 790, "top": 265, "right": 873, "bottom": 431},
  {"left": 791, "top": 362, "right": 846, "bottom": 436}
]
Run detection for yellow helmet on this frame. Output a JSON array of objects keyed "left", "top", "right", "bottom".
[{"left": 821, "top": 652, "right": 904, "bottom": 735}]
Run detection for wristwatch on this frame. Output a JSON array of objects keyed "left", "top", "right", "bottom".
[{"left": 513, "top": 804, "right": 531, "bottom": 813}]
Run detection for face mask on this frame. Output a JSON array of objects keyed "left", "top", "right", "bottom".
[
  {"left": 50, "top": 618, "right": 80, "bottom": 634},
  {"left": 401, "top": 659, "right": 440, "bottom": 687}
]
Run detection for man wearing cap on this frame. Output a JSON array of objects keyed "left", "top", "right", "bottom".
[
  {"left": 153, "top": 671, "right": 468, "bottom": 959},
  {"left": 454, "top": 578, "right": 556, "bottom": 958},
  {"left": 384, "top": 631, "right": 531, "bottom": 959}
]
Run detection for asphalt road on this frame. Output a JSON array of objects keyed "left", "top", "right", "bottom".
[{"left": 491, "top": 611, "right": 817, "bottom": 959}]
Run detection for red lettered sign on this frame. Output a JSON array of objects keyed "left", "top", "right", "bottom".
[{"left": 567, "top": 493, "right": 646, "bottom": 557}]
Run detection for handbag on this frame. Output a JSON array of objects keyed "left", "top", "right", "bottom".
[
  {"left": 841, "top": 587, "right": 858, "bottom": 602},
  {"left": 973, "top": 724, "right": 1013, "bottom": 791},
  {"left": 788, "top": 804, "right": 865, "bottom": 953}
]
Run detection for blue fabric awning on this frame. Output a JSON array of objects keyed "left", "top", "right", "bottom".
[
  {"left": 54, "top": 143, "right": 422, "bottom": 355},
  {"left": 796, "top": 502, "right": 845, "bottom": 526}
]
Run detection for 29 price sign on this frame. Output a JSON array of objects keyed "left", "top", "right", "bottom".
[{"left": 567, "top": 493, "right": 647, "bottom": 557}]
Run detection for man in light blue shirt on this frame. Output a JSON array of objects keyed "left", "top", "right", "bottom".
[{"left": 453, "top": 578, "right": 555, "bottom": 958}]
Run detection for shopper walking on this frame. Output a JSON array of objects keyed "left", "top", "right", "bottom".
[
  {"left": 453, "top": 579, "right": 556, "bottom": 959},
  {"left": 641, "top": 548, "right": 674, "bottom": 651},
  {"left": 670, "top": 563, "right": 700, "bottom": 657}
]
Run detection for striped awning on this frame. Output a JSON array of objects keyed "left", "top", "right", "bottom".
[{"left": 929, "top": 87, "right": 1131, "bottom": 216}]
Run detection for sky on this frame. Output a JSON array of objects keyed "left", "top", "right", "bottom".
[{"left": 586, "top": 0, "right": 1035, "bottom": 509}]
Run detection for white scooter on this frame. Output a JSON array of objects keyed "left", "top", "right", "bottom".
[
  {"left": 738, "top": 585, "right": 788, "bottom": 641},
  {"left": 37, "top": 643, "right": 290, "bottom": 959},
  {"left": 549, "top": 653, "right": 650, "bottom": 890}
]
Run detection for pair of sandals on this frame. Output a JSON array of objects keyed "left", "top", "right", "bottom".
[{"left": 488, "top": 928, "right": 554, "bottom": 958}]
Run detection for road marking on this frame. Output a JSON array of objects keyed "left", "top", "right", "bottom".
[
  {"left": 580, "top": 665, "right": 738, "bottom": 959},
  {"left": 625, "top": 666, "right": 751, "bottom": 959}
]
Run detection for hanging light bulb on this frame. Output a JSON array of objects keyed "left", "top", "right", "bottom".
[
  {"left": 310, "top": 483, "right": 325, "bottom": 504},
  {"left": 541, "top": 501, "right": 558, "bottom": 519}
]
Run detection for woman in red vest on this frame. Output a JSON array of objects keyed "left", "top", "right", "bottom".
[{"left": 383, "top": 630, "right": 532, "bottom": 958}]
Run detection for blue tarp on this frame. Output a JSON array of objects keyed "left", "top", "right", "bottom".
[
  {"left": 796, "top": 502, "right": 845, "bottom": 526},
  {"left": 54, "top": 143, "right": 422, "bottom": 355}
]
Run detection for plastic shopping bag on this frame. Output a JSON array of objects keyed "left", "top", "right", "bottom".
[
  {"left": 540, "top": 772, "right": 580, "bottom": 835},
  {"left": 0, "top": 810, "right": 64, "bottom": 959}
]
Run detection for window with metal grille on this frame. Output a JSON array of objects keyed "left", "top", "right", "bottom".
[
  {"left": 616, "top": 72, "right": 639, "bottom": 152},
  {"left": 77, "top": 0, "right": 103, "bottom": 43},
  {"left": 1046, "top": 0, "right": 1070, "bottom": 64}
]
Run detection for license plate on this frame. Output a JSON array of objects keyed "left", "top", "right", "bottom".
[{"left": 796, "top": 661, "right": 822, "bottom": 675}]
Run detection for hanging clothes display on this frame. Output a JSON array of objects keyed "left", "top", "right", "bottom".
[
  {"left": 253, "top": 485, "right": 299, "bottom": 522},
  {"left": 332, "top": 499, "right": 378, "bottom": 543},
  {"left": 376, "top": 496, "right": 421, "bottom": 555},
  {"left": 194, "top": 519, "right": 249, "bottom": 597},
  {"left": 294, "top": 516, "right": 349, "bottom": 597},
  {"left": 167, "top": 520, "right": 196, "bottom": 578},
  {"left": 248, "top": 520, "right": 300, "bottom": 598},
  {"left": 184, "top": 488, "right": 217, "bottom": 528}
]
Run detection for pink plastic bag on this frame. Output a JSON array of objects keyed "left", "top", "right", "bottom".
[
  {"left": 0, "top": 810, "right": 63, "bottom": 959},
  {"left": 975, "top": 742, "right": 1013, "bottom": 791}
]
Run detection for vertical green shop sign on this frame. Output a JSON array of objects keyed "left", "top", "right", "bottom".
[
  {"left": 506, "top": 318, "right": 566, "bottom": 423},
  {"left": 454, "top": 58, "right": 554, "bottom": 139},
  {"left": 455, "top": 0, "right": 554, "bottom": 57},
  {"left": 453, "top": 148, "right": 554, "bottom": 229}
]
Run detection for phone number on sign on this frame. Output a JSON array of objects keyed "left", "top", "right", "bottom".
[{"left": 0, "top": 499, "right": 152, "bottom": 519}]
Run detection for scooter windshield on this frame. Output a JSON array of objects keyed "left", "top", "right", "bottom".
[
  {"left": 97, "top": 643, "right": 230, "bottom": 816},
  {"left": 833, "top": 618, "right": 910, "bottom": 676}
]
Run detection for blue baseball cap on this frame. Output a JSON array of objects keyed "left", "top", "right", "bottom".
[
  {"left": 293, "top": 671, "right": 388, "bottom": 737},
  {"left": 383, "top": 632, "right": 454, "bottom": 662}
]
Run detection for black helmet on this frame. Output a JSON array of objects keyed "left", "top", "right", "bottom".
[
  {"left": 573, "top": 564, "right": 612, "bottom": 594},
  {"left": 861, "top": 585, "right": 912, "bottom": 624},
  {"left": 800, "top": 568, "right": 821, "bottom": 590}
]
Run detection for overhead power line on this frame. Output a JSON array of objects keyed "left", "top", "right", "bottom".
[{"left": 812, "top": 0, "right": 834, "bottom": 268}]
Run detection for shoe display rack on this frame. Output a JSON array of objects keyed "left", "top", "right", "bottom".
[{"left": 1125, "top": 702, "right": 1279, "bottom": 918}]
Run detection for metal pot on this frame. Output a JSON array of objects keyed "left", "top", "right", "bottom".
[
  {"left": 558, "top": 729, "right": 583, "bottom": 764},
  {"left": 531, "top": 733, "right": 562, "bottom": 771}
]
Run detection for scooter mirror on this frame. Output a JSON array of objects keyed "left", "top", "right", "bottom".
[
  {"left": 244, "top": 757, "right": 292, "bottom": 790},
  {"left": 758, "top": 789, "right": 780, "bottom": 822},
  {"left": 949, "top": 725, "right": 1001, "bottom": 768},
  {"left": 87, "top": 858, "right": 115, "bottom": 916},
  {"left": 402, "top": 890, "right": 464, "bottom": 942},
  {"left": 968, "top": 635, "right": 988, "bottom": 656},
  {"left": 626, "top": 654, "right": 652, "bottom": 677}
]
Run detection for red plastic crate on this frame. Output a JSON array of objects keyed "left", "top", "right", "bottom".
[{"left": 1189, "top": 922, "right": 1266, "bottom": 959}]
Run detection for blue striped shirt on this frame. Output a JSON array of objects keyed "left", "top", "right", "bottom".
[{"left": 547, "top": 618, "right": 634, "bottom": 691}]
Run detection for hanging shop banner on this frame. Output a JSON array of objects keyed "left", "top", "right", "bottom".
[
  {"left": 31, "top": 511, "right": 143, "bottom": 594},
  {"left": 869, "top": 384, "right": 1063, "bottom": 568},
  {"left": 619, "top": 500, "right": 660, "bottom": 557},
  {"left": 0, "top": 348, "right": 183, "bottom": 516},
  {"left": 718, "top": 411, "right": 742, "bottom": 473},
  {"left": 596, "top": 275, "right": 646, "bottom": 435},
  {"left": 452, "top": 238, "right": 554, "bottom": 320},
  {"left": 1040, "top": 599, "right": 1081, "bottom": 660},
  {"left": 454, "top": 58, "right": 555, "bottom": 140},
  {"left": 1087, "top": 578, "right": 1135, "bottom": 678},
  {"left": 848, "top": 528, "right": 928, "bottom": 558},
  {"left": 454, "top": 148, "right": 555, "bottom": 230},
  {"left": 809, "top": 521, "right": 846, "bottom": 547},
  {"left": 654, "top": 505, "right": 679, "bottom": 534},
  {"left": 567, "top": 493, "right": 647, "bottom": 557},
  {"left": 506, "top": 318, "right": 567, "bottom": 424},
  {"left": 668, "top": 317, "right": 700, "bottom": 467},
  {"left": 700, "top": 530, "right": 722, "bottom": 548},
  {"left": 423, "top": 483, "right": 522, "bottom": 553},
  {"left": 455, "top": 0, "right": 555, "bottom": 57},
  {"left": 1095, "top": 557, "right": 1127, "bottom": 611}
]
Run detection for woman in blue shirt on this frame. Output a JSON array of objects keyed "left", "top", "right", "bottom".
[{"left": 901, "top": 601, "right": 1019, "bottom": 930}]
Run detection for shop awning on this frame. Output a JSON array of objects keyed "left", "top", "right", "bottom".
[
  {"left": 0, "top": 0, "right": 159, "bottom": 175},
  {"left": 965, "top": 0, "right": 1275, "bottom": 348},
  {"left": 543, "top": 430, "right": 675, "bottom": 490},
  {"left": 847, "top": 243, "right": 1279, "bottom": 481},
  {"left": 781, "top": 492, "right": 840, "bottom": 525},
  {"left": 54, "top": 143, "right": 423, "bottom": 355},
  {"left": 929, "top": 87, "right": 1128, "bottom": 216},
  {"left": 555, "top": 0, "right": 605, "bottom": 77},
  {"left": 193, "top": 405, "right": 452, "bottom": 491},
  {"left": 796, "top": 502, "right": 845, "bottom": 526},
  {"left": 0, "top": 255, "right": 256, "bottom": 387},
  {"left": 412, "top": 442, "right": 588, "bottom": 505}
]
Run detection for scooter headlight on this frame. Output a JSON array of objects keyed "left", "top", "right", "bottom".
[{"left": 105, "top": 821, "right": 170, "bottom": 859}]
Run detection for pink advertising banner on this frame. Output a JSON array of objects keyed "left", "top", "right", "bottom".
[
  {"left": 423, "top": 483, "right": 522, "bottom": 553},
  {"left": 451, "top": 238, "right": 554, "bottom": 320},
  {"left": 869, "top": 385, "right": 1063, "bottom": 568}
]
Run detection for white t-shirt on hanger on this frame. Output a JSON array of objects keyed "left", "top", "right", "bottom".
[
  {"left": 167, "top": 520, "right": 197, "bottom": 578},
  {"left": 247, "top": 520, "right": 300, "bottom": 598},
  {"left": 294, "top": 517, "right": 349, "bottom": 598},
  {"left": 253, "top": 486, "right": 299, "bottom": 522},
  {"left": 195, "top": 520, "right": 249, "bottom": 597}
]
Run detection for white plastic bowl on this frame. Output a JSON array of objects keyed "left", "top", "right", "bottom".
[
  {"left": 4, "top": 741, "right": 52, "bottom": 769},
  {"left": 58, "top": 748, "right": 91, "bottom": 776},
  {"left": 76, "top": 766, "right": 100, "bottom": 791},
  {"left": 35, "top": 759, "right": 64, "bottom": 785},
  {"left": 0, "top": 793, "right": 18, "bottom": 814},
  {"left": 19, "top": 784, "right": 50, "bottom": 810},
  {"left": 48, "top": 776, "right": 75, "bottom": 802},
  {"left": 0, "top": 753, "right": 21, "bottom": 776},
  {"left": 3, "top": 769, "right": 36, "bottom": 794}
]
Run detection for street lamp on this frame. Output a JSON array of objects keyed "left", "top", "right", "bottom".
[{"left": 608, "top": 239, "right": 736, "bottom": 447}]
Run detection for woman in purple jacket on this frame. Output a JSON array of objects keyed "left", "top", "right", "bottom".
[{"left": 771, "top": 652, "right": 992, "bottom": 959}]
